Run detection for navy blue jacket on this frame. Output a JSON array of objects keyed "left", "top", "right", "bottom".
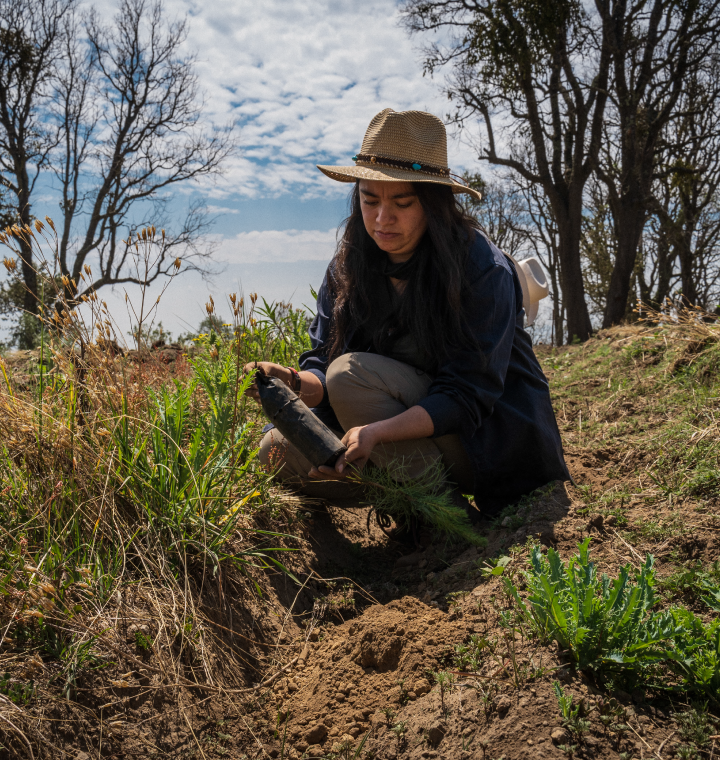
[{"left": 300, "top": 229, "right": 570, "bottom": 512}]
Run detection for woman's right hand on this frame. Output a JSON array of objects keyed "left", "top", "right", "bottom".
[{"left": 242, "top": 361, "right": 292, "bottom": 402}]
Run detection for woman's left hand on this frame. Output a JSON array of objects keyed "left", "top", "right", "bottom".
[{"left": 308, "top": 425, "right": 378, "bottom": 480}]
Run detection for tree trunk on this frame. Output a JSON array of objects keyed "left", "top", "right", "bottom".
[
  {"left": 556, "top": 208, "right": 592, "bottom": 342},
  {"left": 549, "top": 263, "right": 564, "bottom": 345},
  {"left": 651, "top": 228, "right": 675, "bottom": 308},
  {"left": 17, "top": 184, "right": 38, "bottom": 315},
  {"left": 602, "top": 197, "right": 646, "bottom": 327},
  {"left": 678, "top": 226, "right": 699, "bottom": 306}
]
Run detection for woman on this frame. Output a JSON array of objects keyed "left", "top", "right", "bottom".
[{"left": 246, "top": 108, "right": 570, "bottom": 517}]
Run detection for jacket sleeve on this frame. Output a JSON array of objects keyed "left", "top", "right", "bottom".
[
  {"left": 299, "top": 267, "right": 334, "bottom": 406},
  {"left": 416, "top": 253, "right": 519, "bottom": 439}
]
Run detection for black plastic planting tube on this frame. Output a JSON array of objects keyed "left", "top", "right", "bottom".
[{"left": 254, "top": 368, "right": 347, "bottom": 468}]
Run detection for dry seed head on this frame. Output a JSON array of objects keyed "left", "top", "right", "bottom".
[
  {"left": 162, "top": 228, "right": 165, "bottom": 240},
  {"left": 84, "top": 264, "right": 91, "bottom": 275},
  {"left": 34, "top": 220, "right": 44, "bottom": 232},
  {"left": 44, "top": 216, "right": 56, "bottom": 231},
  {"left": 3, "top": 257, "right": 17, "bottom": 272},
  {"left": 250, "top": 292, "right": 258, "bottom": 304},
  {"left": 230, "top": 292, "right": 237, "bottom": 304},
  {"left": 174, "top": 257, "right": 181, "bottom": 269}
]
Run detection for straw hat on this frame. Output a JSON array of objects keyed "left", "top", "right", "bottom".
[
  {"left": 317, "top": 108, "right": 482, "bottom": 201},
  {"left": 509, "top": 255, "right": 549, "bottom": 327}
]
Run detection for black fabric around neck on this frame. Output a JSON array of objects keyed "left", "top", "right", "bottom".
[{"left": 382, "top": 252, "right": 419, "bottom": 280}]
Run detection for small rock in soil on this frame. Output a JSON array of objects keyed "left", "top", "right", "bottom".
[
  {"left": 305, "top": 723, "right": 328, "bottom": 744},
  {"left": 587, "top": 514, "right": 604, "bottom": 531},
  {"left": 551, "top": 727, "right": 570, "bottom": 745},
  {"left": 414, "top": 678, "right": 431, "bottom": 696},
  {"left": 427, "top": 721, "right": 447, "bottom": 745},
  {"left": 496, "top": 695, "right": 512, "bottom": 715}
]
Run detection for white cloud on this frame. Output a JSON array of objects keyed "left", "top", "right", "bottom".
[
  {"left": 159, "top": 0, "right": 477, "bottom": 199},
  {"left": 205, "top": 204, "right": 240, "bottom": 215},
  {"left": 215, "top": 228, "right": 338, "bottom": 263}
]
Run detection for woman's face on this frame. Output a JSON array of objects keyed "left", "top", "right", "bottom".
[{"left": 359, "top": 180, "right": 428, "bottom": 258}]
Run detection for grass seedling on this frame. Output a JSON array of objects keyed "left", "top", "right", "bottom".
[
  {"left": 390, "top": 721, "right": 408, "bottom": 747},
  {"left": 380, "top": 706, "right": 396, "bottom": 727},
  {"left": 433, "top": 670, "right": 456, "bottom": 713}
]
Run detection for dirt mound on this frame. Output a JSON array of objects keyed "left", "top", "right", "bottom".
[{"left": 271, "top": 597, "right": 462, "bottom": 755}]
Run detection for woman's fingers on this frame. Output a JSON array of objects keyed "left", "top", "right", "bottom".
[
  {"left": 309, "top": 465, "right": 347, "bottom": 480},
  {"left": 244, "top": 385, "right": 260, "bottom": 400}
]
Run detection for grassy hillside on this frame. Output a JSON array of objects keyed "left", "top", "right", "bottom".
[{"left": 0, "top": 225, "right": 719, "bottom": 760}]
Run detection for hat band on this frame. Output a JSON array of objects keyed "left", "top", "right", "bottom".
[{"left": 352, "top": 153, "right": 450, "bottom": 178}]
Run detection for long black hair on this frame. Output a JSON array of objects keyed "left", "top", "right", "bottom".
[{"left": 327, "top": 181, "right": 481, "bottom": 372}]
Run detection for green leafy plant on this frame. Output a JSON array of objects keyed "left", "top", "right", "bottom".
[
  {"left": 505, "top": 539, "right": 720, "bottom": 700},
  {"left": 380, "top": 706, "right": 396, "bottom": 727},
  {"left": 504, "top": 537, "right": 681, "bottom": 671},
  {"left": 552, "top": 682, "right": 590, "bottom": 740},
  {"left": 134, "top": 630, "right": 153, "bottom": 652},
  {"left": 0, "top": 673, "right": 36, "bottom": 705},
  {"left": 661, "top": 561, "right": 720, "bottom": 610},
  {"left": 390, "top": 720, "right": 408, "bottom": 746},
  {"left": 481, "top": 555, "right": 511, "bottom": 578},
  {"left": 675, "top": 706, "right": 719, "bottom": 748}
]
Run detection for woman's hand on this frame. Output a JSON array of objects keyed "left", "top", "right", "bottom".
[
  {"left": 309, "top": 425, "right": 379, "bottom": 480},
  {"left": 242, "top": 361, "right": 292, "bottom": 401}
]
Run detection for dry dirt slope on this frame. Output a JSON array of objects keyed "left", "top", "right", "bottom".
[{"left": 4, "top": 317, "right": 720, "bottom": 760}]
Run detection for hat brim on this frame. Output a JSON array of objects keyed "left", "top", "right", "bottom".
[{"left": 317, "top": 164, "right": 482, "bottom": 202}]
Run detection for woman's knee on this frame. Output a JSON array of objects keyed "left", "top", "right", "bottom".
[
  {"left": 259, "top": 429, "right": 293, "bottom": 470},
  {"left": 326, "top": 353, "right": 358, "bottom": 404},
  {"left": 258, "top": 429, "right": 277, "bottom": 467}
]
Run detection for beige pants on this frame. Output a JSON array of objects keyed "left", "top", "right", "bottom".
[{"left": 258, "top": 352, "right": 474, "bottom": 498}]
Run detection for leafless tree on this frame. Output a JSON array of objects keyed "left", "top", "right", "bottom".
[
  {"left": 460, "top": 172, "right": 529, "bottom": 257},
  {"left": 0, "top": 0, "right": 235, "bottom": 341},
  {"left": 0, "top": 0, "right": 74, "bottom": 315}
]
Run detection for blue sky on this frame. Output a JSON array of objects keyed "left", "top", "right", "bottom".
[{"left": 12, "top": 0, "right": 483, "bottom": 339}]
